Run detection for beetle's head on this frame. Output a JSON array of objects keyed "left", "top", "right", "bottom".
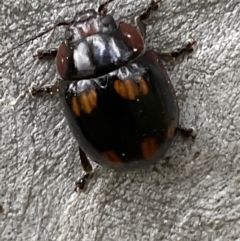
[{"left": 65, "top": 9, "right": 117, "bottom": 42}]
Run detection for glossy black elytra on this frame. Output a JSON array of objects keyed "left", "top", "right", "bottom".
[{"left": 8, "top": 0, "right": 196, "bottom": 191}]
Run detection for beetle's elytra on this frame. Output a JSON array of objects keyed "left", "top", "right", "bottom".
[
  {"left": 60, "top": 49, "right": 179, "bottom": 171},
  {"left": 10, "top": 0, "right": 196, "bottom": 191}
]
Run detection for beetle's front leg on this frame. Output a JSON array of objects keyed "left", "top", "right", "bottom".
[
  {"left": 159, "top": 38, "right": 196, "bottom": 63},
  {"left": 75, "top": 147, "right": 94, "bottom": 192},
  {"left": 29, "top": 81, "right": 60, "bottom": 96},
  {"left": 135, "top": 0, "right": 161, "bottom": 39},
  {"left": 33, "top": 47, "right": 58, "bottom": 59},
  {"left": 98, "top": 0, "right": 114, "bottom": 15}
]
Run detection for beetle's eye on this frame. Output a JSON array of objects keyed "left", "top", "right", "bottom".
[{"left": 56, "top": 42, "right": 68, "bottom": 79}]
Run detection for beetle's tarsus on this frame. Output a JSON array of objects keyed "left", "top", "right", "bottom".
[
  {"left": 33, "top": 48, "right": 58, "bottom": 59},
  {"left": 74, "top": 173, "right": 91, "bottom": 192},
  {"left": 29, "top": 82, "right": 60, "bottom": 97},
  {"left": 183, "top": 38, "right": 196, "bottom": 52},
  {"left": 10, "top": 81, "right": 60, "bottom": 106},
  {"left": 139, "top": 0, "right": 161, "bottom": 21},
  {"left": 135, "top": 0, "right": 161, "bottom": 39},
  {"left": 98, "top": 0, "right": 114, "bottom": 15},
  {"left": 178, "top": 127, "right": 196, "bottom": 138},
  {"left": 159, "top": 37, "right": 197, "bottom": 63}
]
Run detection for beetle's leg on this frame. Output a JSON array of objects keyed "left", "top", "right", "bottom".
[
  {"left": 177, "top": 126, "right": 196, "bottom": 138},
  {"left": 98, "top": 0, "right": 114, "bottom": 15},
  {"left": 135, "top": 0, "right": 161, "bottom": 39},
  {"left": 29, "top": 81, "right": 60, "bottom": 96},
  {"left": 33, "top": 47, "right": 58, "bottom": 60},
  {"left": 159, "top": 38, "right": 196, "bottom": 63},
  {"left": 79, "top": 147, "right": 93, "bottom": 174},
  {"left": 75, "top": 147, "right": 94, "bottom": 192},
  {"left": 10, "top": 81, "right": 59, "bottom": 106}
]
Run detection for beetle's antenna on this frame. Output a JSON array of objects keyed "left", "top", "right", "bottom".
[{"left": 1, "top": 20, "right": 72, "bottom": 57}]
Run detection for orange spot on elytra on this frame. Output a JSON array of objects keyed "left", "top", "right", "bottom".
[
  {"left": 113, "top": 79, "right": 128, "bottom": 99},
  {"left": 125, "top": 78, "right": 138, "bottom": 100},
  {"left": 102, "top": 151, "right": 123, "bottom": 166},
  {"left": 71, "top": 89, "right": 97, "bottom": 116},
  {"left": 114, "top": 77, "right": 149, "bottom": 100},
  {"left": 87, "top": 89, "right": 97, "bottom": 114},
  {"left": 80, "top": 93, "right": 92, "bottom": 114},
  {"left": 141, "top": 137, "right": 159, "bottom": 159},
  {"left": 138, "top": 77, "right": 149, "bottom": 95},
  {"left": 88, "top": 89, "right": 97, "bottom": 109},
  {"left": 71, "top": 96, "right": 81, "bottom": 116}
]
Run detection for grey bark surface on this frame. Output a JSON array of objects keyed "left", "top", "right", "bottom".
[{"left": 1, "top": 0, "right": 240, "bottom": 240}]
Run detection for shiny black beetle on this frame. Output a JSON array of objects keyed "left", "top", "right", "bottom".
[{"left": 10, "top": 0, "right": 196, "bottom": 190}]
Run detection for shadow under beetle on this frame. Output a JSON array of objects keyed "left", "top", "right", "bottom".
[{"left": 9, "top": 0, "right": 196, "bottom": 191}]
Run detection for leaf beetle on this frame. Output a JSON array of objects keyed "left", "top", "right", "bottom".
[{"left": 6, "top": 0, "right": 196, "bottom": 191}]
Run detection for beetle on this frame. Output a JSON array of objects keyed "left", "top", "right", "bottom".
[{"left": 7, "top": 0, "right": 196, "bottom": 191}]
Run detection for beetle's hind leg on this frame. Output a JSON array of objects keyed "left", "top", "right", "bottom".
[
  {"left": 135, "top": 0, "right": 161, "bottom": 39},
  {"left": 75, "top": 147, "right": 94, "bottom": 192},
  {"left": 33, "top": 47, "right": 58, "bottom": 60},
  {"left": 159, "top": 38, "right": 196, "bottom": 63}
]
